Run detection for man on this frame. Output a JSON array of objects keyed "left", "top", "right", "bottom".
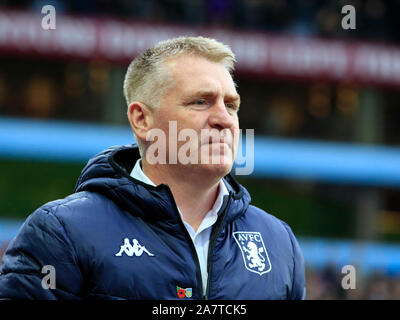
[{"left": 0, "top": 36, "right": 305, "bottom": 299}]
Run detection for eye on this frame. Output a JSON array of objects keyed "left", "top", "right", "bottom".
[
  {"left": 226, "top": 103, "right": 238, "bottom": 111},
  {"left": 195, "top": 99, "right": 207, "bottom": 105},
  {"left": 190, "top": 99, "right": 211, "bottom": 109}
]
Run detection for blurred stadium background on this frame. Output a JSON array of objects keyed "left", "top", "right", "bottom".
[{"left": 1, "top": 0, "right": 400, "bottom": 299}]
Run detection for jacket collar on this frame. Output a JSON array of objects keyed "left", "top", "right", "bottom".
[{"left": 74, "top": 144, "right": 250, "bottom": 225}]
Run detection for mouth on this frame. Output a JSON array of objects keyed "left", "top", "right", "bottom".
[
  {"left": 203, "top": 136, "right": 232, "bottom": 147},
  {"left": 203, "top": 141, "right": 232, "bottom": 150}
]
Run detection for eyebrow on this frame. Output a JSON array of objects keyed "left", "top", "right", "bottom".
[
  {"left": 227, "top": 93, "right": 241, "bottom": 106},
  {"left": 184, "top": 90, "right": 241, "bottom": 104}
]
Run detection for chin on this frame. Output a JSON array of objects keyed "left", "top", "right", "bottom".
[
  {"left": 191, "top": 144, "right": 235, "bottom": 176},
  {"left": 200, "top": 161, "right": 233, "bottom": 177}
]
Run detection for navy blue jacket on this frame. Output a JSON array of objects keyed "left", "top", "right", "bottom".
[{"left": 0, "top": 145, "right": 305, "bottom": 300}]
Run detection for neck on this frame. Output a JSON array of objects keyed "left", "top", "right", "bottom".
[{"left": 142, "top": 160, "right": 221, "bottom": 231}]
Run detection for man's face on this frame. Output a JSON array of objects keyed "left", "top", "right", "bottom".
[{"left": 148, "top": 54, "right": 240, "bottom": 177}]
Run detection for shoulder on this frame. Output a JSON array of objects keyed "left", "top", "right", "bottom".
[
  {"left": 40, "top": 191, "right": 108, "bottom": 212},
  {"left": 14, "top": 191, "right": 121, "bottom": 264},
  {"left": 244, "top": 205, "right": 294, "bottom": 235},
  {"left": 37, "top": 191, "right": 113, "bottom": 221},
  {"left": 239, "top": 205, "right": 302, "bottom": 255},
  {"left": 22, "top": 191, "right": 116, "bottom": 244}
]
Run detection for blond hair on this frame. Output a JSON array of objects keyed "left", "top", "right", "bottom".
[{"left": 123, "top": 36, "right": 236, "bottom": 109}]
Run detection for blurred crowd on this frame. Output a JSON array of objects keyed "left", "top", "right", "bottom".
[
  {"left": 306, "top": 265, "right": 400, "bottom": 300},
  {"left": 3, "top": 0, "right": 398, "bottom": 43},
  {"left": 0, "top": 243, "right": 6, "bottom": 263}
]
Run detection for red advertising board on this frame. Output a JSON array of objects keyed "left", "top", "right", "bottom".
[{"left": 1, "top": 9, "right": 400, "bottom": 88}]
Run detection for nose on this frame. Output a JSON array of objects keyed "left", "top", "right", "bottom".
[{"left": 208, "top": 99, "right": 235, "bottom": 130}]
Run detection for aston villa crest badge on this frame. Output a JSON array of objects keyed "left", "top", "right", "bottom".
[{"left": 233, "top": 231, "right": 272, "bottom": 275}]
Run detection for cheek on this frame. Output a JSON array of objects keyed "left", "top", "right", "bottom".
[
  {"left": 152, "top": 109, "right": 171, "bottom": 131},
  {"left": 233, "top": 114, "right": 239, "bottom": 128},
  {"left": 176, "top": 113, "right": 206, "bottom": 136}
]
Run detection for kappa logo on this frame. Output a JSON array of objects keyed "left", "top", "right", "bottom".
[
  {"left": 233, "top": 231, "right": 272, "bottom": 275},
  {"left": 115, "top": 237, "right": 154, "bottom": 257}
]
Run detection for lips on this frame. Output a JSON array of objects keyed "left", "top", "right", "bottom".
[{"left": 200, "top": 130, "right": 233, "bottom": 149}]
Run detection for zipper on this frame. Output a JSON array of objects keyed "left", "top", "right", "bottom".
[
  {"left": 204, "top": 192, "right": 232, "bottom": 300},
  {"left": 165, "top": 187, "right": 205, "bottom": 299},
  {"left": 166, "top": 186, "right": 233, "bottom": 300}
]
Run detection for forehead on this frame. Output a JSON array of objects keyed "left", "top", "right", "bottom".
[{"left": 164, "top": 55, "right": 237, "bottom": 97}]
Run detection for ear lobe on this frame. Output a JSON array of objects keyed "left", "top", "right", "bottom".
[{"left": 127, "top": 102, "right": 153, "bottom": 141}]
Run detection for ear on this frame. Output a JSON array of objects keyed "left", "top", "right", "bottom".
[{"left": 127, "top": 102, "right": 154, "bottom": 142}]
